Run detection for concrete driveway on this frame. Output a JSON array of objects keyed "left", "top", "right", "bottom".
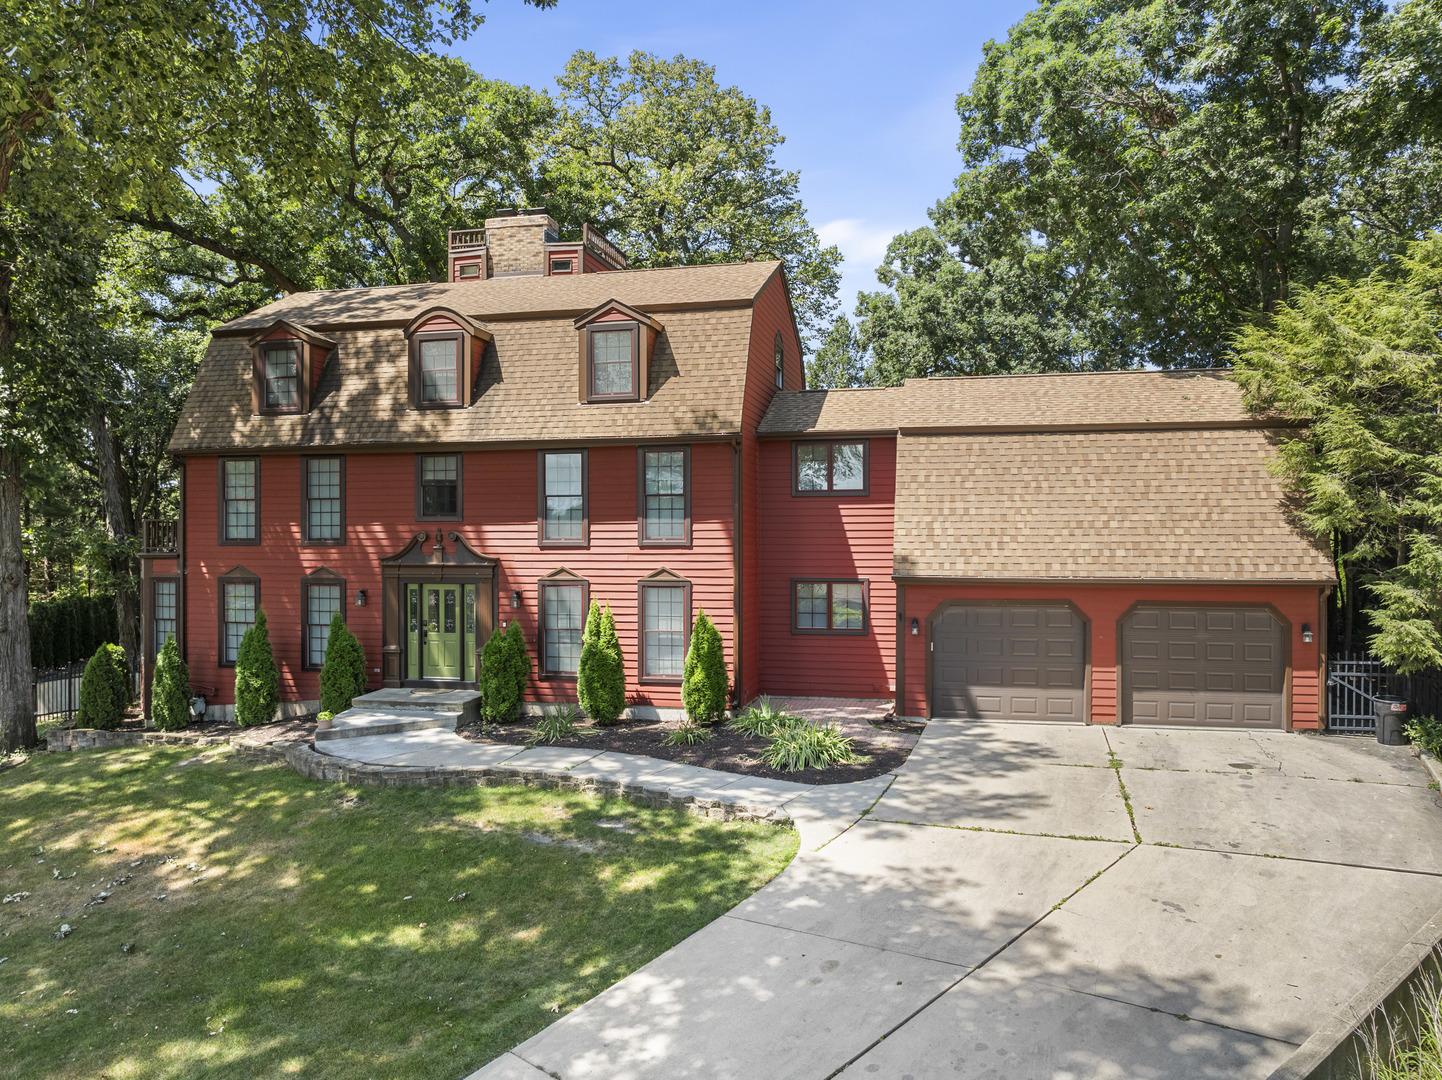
[{"left": 471, "top": 722, "right": 1442, "bottom": 1080}]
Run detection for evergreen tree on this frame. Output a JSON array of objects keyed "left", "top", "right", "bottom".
[
  {"left": 151, "top": 634, "right": 192, "bottom": 732},
  {"left": 77, "top": 643, "right": 129, "bottom": 730},
  {"left": 682, "top": 608, "right": 728, "bottom": 725},
  {"left": 507, "top": 620, "right": 532, "bottom": 715},
  {"left": 478, "top": 626, "right": 513, "bottom": 721},
  {"left": 234, "top": 609, "right": 279, "bottom": 727},
  {"left": 578, "top": 601, "right": 626, "bottom": 725},
  {"left": 319, "top": 612, "right": 367, "bottom": 715}
]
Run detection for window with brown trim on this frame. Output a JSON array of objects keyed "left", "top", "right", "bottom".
[
  {"left": 303, "top": 577, "right": 344, "bottom": 669},
  {"left": 540, "top": 577, "right": 588, "bottom": 677},
  {"left": 219, "top": 576, "right": 258, "bottom": 666},
  {"left": 550, "top": 257, "right": 574, "bottom": 274},
  {"left": 539, "top": 450, "right": 587, "bottom": 545},
  {"left": 639, "top": 446, "right": 690, "bottom": 546},
  {"left": 152, "top": 577, "right": 178, "bottom": 658},
  {"left": 794, "top": 440, "right": 868, "bottom": 495},
  {"left": 303, "top": 456, "right": 344, "bottom": 544},
  {"left": 639, "top": 579, "right": 690, "bottom": 682},
  {"left": 220, "top": 458, "right": 259, "bottom": 543},
  {"left": 586, "top": 324, "right": 639, "bottom": 401},
  {"left": 457, "top": 263, "right": 481, "bottom": 279},
  {"left": 261, "top": 341, "right": 301, "bottom": 411},
  {"left": 774, "top": 331, "right": 785, "bottom": 390},
  {"left": 416, "top": 454, "right": 461, "bottom": 520},
  {"left": 793, "top": 580, "right": 868, "bottom": 634},
  {"left": 416, "top": 334, "right": 463, "bottom": 406}
]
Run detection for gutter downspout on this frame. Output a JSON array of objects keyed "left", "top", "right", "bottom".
[{"left": 732, "top": 436, "right": 743, "bottom": 710}]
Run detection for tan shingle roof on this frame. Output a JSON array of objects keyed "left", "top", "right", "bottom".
[
  {"left": 759, "top": 370, "right": 1262, "bottom": 434},
  {"left": 214, "top": 261, "right": 780, "bottom": 333},
  {"left": 893, "top": 428, "right": 1334, "bottom": 582}
]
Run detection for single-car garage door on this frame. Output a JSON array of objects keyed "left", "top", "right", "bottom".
[
  {"left": 932, "top": 605, "right": 1086, "bottom": 721},
  {"left": 1121, "top": 606, "right": 1285, "bottom": 728}
]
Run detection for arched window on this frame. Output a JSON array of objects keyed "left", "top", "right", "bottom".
[{"left": 774, "top": 331, "right": 785, "bottom": 389}]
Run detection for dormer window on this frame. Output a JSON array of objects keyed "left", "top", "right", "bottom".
[
  {"left": 248, "top": 320, "right": 333, "bottom": 416},
  {"left": 403, "top": 308, "right": 492, "bottom": 411},
  {"left": 573, "top": 299, "right": 664, "bottom": 405},
  {"left": 550, "top": 257, "right": 574, "bottom": 274},
  {"left": 774, "top": 332, "right": 785, "bottom": 389},
  {"left": 457, "top": 263, "right": 481, "bottom": 279}
]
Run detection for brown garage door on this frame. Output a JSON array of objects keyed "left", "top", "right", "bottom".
[
  {"left": 932, "top": 605, "right": 1086, "bottom": 721},
  {"left": 1121, "top": 606, "right": 1285, "bottom": 728}
]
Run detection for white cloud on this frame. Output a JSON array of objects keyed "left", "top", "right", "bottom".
[{"left": 816, "top": 218, "right": 907, "bottom": 267}]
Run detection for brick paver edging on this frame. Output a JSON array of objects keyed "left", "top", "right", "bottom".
[{"left": 46, "top": 727, "right": 796, "bottom": 827}]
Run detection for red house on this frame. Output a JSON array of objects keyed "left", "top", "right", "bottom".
[{"left": 142, "top": 211, "right": 1336, "bottom": 731}]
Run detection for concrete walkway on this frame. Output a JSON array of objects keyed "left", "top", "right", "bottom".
[{"left": 463, "top": 721, "right": 1442, "bottom": 1080}]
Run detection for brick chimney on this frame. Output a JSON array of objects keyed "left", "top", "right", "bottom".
[{"left": 484, "top": 209, "right": 559, "bottom": 277}]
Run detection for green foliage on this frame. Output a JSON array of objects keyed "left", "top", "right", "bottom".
[
  {"left": 760, "top": 722, "right": 855, "bottom": 772},
  {"left": 527, "top": 702, "right": 582, "bottom": 747},
  {"left": 729, "top": 697, "right": 803, "bottom": 739},
  {"left": 233, "top": 609, "right": 279, "bottom": 728},
  {"left": 577, "top": 601, "right": 626, "bottom": 726},
  {"left": 1361, "top": 954, "right": 1442, "bottom": 1079},
  {"left": 1232, "top": 234, "right": 1442, "bottom": 671},
  {"left": 807, "top": 315, "right": 868, "bottom": 389},
  {"left": 480, "top": 622, "right": 532, "bottom": 723},
  {"left": 550, "top": 50, "right": 840, "bottom": 342},
  {"left": 77, "top": 643, "right": 129, "bottom": 730},
  {"left": 1406, "top": 715, "right": 1442, "bottom": 759},
  {"left": 27, "top": 594, "right": 117, "bottom": 670},
  {"left": 681, "top": 608, "right": 728, "bottom": 725},
  {"left": 663, "top": 722, "right": 713, "bottom": 747},
  {"left": 852, "top": 0, "right": 1441, "bottom": 380},
  {"left": 151, "top": 633, "right": 191, "bottom": 732},
  {"left": 318, "top": 612, "right": 367, "bottom": 716},
  {"left": 508, "top": 619, "right": 532, "bottom": 706}
]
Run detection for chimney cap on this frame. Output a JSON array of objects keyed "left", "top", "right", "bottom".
[{"left": 488, "top": 207, "right": 550, "bottom": 219}]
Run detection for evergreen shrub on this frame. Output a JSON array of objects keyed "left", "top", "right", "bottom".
[
  {"left": 151, "top": 634, "right": 192, "bottom": 732},
  {"left": 234, "top": 609, "right": 280, "bottom": 728},
  {"left": 682, "top": 608, "right": 728, "bottom": 725},
  {"left": 319, "top": 612, "right": 367, "bottom": 716},
  {"left": 578, "top": 601, "right": 626, "bottom": 725},
  {"left": 77, "top": 643, "right": 129, "bottom": 730}
]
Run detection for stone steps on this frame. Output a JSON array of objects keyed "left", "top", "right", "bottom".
[{"left": 315, "top": 707, "right": 462, "bottom": 742}]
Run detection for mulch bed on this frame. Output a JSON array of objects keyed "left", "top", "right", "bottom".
[{"left": 456, "top": 716, "right": 916, "bottom": 785}]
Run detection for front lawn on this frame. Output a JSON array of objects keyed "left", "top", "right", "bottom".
[{"left": 0, "top": 746, "right": 797, "bottom": 1079}]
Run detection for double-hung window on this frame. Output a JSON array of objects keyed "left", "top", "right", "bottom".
[
  {"left": 586, "top": 325, "right": 638, "bottom": 400},
  {"left": 221, "top": 579, "right": 257, "bottom": 665},
  {"left": 539, "top": 450, "right": 586, "bottom": 545},
  {"left": 540, "top": 579, "right": 587, "bottom": 677},
  {"left": 417, "top": 454, "right": 461, "bottom": 519},
  {"left": 417, "top": 335, "right": 462, "bottom": 406},
  {"left": 220, "top": 458, "right": 258, "bottom": 543},
  {"left": 262, "top": 343, "right": 300, "bottom": 411},
  {"left": 640, "top": 447, "right": 689, "bottom": 545},
  {"left": 640, "top": 580, "right": 689, "bottom": 681},
  {"left": 794, "top": 440, "right": 867, "bottom": 495},
  {"left": 794, "top": 580, "right": 868, "bottom": 634},
  {"left": 152, "top": 579, "right": 177, "bottom": 658},
  {"left": 304, "top": 580, "right": 343, "bottom": 668},
  {"left": 304, "top": 457, "right": 344, "bottom": 543}
]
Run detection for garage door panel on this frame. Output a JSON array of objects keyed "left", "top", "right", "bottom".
[
  {"left": 1122, "top": 606, "right": 1285, "bottom": 729},
  {"left": 933, "top": 605, "right": 1086, "bottom": 722}
]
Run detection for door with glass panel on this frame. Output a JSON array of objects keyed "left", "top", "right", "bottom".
[{"left": 405, "top": 582, "right": 479, "bottom": 683}]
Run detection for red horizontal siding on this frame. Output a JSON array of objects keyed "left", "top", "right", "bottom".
[
  {"left": 181, "top": 443, "right": 738, "bottom": 708},
  {"left": 756, "top": 437, "right": 897, "bottom": 700},
  {"left": 899, "top": 582, "right": 1325, "bottom": 728}
]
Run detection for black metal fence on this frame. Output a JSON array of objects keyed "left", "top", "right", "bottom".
[
  {"left": 34, "top": 654, "right": 142, "bottom": 723},
  {"left": 1327, "top": 651, "right": 1442, "bottom": 733}
]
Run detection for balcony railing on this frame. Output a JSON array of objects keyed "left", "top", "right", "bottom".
[
  {"left": 448, "top": 229, "right": 487, "bottom": 251},
  {"left": 142, "top": 518, "right": 178, "bottom": 555}
]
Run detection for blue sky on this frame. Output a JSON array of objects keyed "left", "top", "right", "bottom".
[{"left": 450, "top": 0, "right": 1038, "bottom": 318}]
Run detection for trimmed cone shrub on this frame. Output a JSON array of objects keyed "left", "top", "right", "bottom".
[
  {"left": 151, "top": 634, "right": 192, "bottom": 732},
  {"left": 578, "top": 601, "right": 626, "bottom": 726},
  {"left": 507, "top": 619, "right": 532, "bottom": 711},
  {"left": 77, "top": 643, "right": 129, "bottom": 730},
  {"left": 234, "top": 609, "right": 280, "bottom": 728},
  {"left": 480, "top": 625, "right": 521, "bottom": 722},
  {"left": 319, "top": 612, "right": 367, "bottom": 716},
  {"left": 682, "top": 608, "right": 728, "bottom": 725}
]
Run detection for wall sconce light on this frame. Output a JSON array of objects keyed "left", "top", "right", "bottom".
[
  {"left": 510, "top": 590, "right": 522, "bottom": 609},
  {"left": 1302, "top": 622, "right": 1313, "bottom": 643},
  {"left": 354, "top": 589, "right": 367, "bottom": 607},
  {"left": 910, "top": 617, "right": 919, "bottom": 636}
]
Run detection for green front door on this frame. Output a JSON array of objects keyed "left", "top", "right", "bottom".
[{"left": 422, "top": 584, "right": 462, "bottom": 680}]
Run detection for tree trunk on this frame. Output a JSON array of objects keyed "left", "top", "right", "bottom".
[
  {"left": 91, "top": 406, "right": 140, "bottom": 669},
  {"left": 0, "top": 446, "right": 36, "bottom": 753}
]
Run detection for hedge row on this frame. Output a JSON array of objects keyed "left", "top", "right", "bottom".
[{"left": 29, "top": 594, "right": 118, "bottom": 671}]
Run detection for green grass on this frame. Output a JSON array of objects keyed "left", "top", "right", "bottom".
[{"left": 0, "top": 746, "right": 797, "bottom": 1079}]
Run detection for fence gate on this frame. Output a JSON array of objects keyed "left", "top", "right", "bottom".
[{"left": 1327, "top": 653, "right": 1407, "bottom": 734}]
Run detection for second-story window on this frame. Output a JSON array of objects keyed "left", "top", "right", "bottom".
[
  {"left": 418, "top": 335, "right": 462, "bottom": 405},
  {"left": 774, "top": 332, "right": 785, "bottom": 389},
  {"left": 540, "top": 450, "right": 587, "bottom": 545},
  {"left": 417, "top": 454, "right": 461, "bottom": 519},
  {"left": 794, "top": 440, "right": 868, "bottom": 495},
  {"left": 220, "top": 458, "right": 258, "bottom": 543},
  {"left": 640, "top": 447, "right": 689, "bottom": 545},
  {"left": 262, "top": 343, "right": 300, "bottom": 410},
  {"left": 304, "top": 456, "right": 344, "bottom": 543},
  {"left": 588, "top": 326, "right": 637, "bottom": 400}
]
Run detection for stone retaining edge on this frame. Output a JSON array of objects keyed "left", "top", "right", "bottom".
[
  {"left": 1266, "top": 905, "right": 1442, "bottom": 1080},
  {"left": 45, "top": 727, "right": 794, "bottom": 828}
]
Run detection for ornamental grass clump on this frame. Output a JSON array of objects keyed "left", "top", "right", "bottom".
[
  {"left": 729, "top": 696, "right": 803, "bottom": 738},
  {"left": 77, "top": 643, "right": 129, "bottom": 730},
  {"left": 234, "top": 609, "right": 280, "bottom": 728},
  {"left": 664, "top": 722, "right": 713, "bottom": 747},
  {"left": 577, "top": 601, "right": 626, "bottom": 726},
  {"left": 151, "top": 635, "right": 192, "bottom": 732},
  {"left": 319, "top": 612, "right": 367, "bottom": 716},
  {"left": 682, "top": 608, "right": 728, "bottom": 725},
  {"left": 528, "top": 702, "right": 582, "bottom": 746},
  {"left": 761, "top": 721, "right": 855, "bottom": 772}
]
